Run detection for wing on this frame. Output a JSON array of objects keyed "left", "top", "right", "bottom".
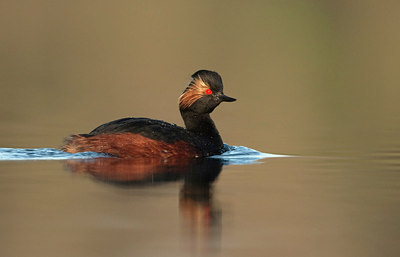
[{"left": 86, "top": 118, "right": 193, "bottom": 144}]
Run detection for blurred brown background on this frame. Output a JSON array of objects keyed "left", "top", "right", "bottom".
[{"left": 0, "top": 0, "right": 399, "bottom": 155}]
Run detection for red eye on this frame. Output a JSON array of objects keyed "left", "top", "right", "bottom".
[{"left": 205, "top": 89, "right": 212, "bottom": 95}]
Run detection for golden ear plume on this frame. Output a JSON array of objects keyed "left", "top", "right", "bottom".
[{"left": 179, "top": 76, "right": 210, "bottom": 109}]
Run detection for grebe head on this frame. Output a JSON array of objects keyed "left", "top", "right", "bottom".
[{"left": 179, "top": 70, "right": 236, "bottom": 114}]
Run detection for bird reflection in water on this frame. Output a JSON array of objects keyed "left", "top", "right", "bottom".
[
  {"left": 179, "top": 158, "right": 222, "bottom": 253},
  {"left": 64, "top": 156, "right": 223, "bottom": 252}
]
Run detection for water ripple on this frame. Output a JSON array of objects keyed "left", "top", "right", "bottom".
[
  {"left": 0, "top": 148, "right": 107, "bottom": 160},
  {"left": 212, "top": 144, "right": 289, "bottom": 165},
  {"left": 0, "top": 144, "right": 288, "bottom": 164}
]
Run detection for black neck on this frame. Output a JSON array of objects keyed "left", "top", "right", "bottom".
[{"left": 180, "top": 110, "right": 223, "bottom": 147}]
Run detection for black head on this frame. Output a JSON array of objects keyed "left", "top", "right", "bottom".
[{"left": 179, "top": 70, "right": 236, "bottom": 113}]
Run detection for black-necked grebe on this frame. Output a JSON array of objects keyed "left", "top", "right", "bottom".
[{"left": 62, "top": 70, "right": 236, "bottom": 158}]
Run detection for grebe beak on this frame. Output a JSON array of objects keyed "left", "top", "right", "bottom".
[{"left": 219, "top": 94, "right": 236, "bottom": 102}]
